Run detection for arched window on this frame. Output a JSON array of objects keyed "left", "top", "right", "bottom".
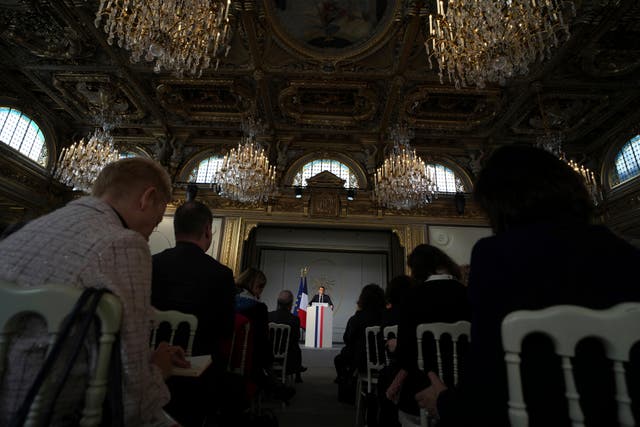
[
  {"left": 426, "top": 163, "right": 464, "bottom": 193},
  {"left": 611, "top": 134, "right": 640, "bottom": 187},
  {"left": 293, "top": 159, "right": 359, "bottom": 188},
  {"left": 189, "top": 155, "right": 225, "bottom": 183},
  {"left": 0, "top": 107, "right": 48, "bottom": 166}
]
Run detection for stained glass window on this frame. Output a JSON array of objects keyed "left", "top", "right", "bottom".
[
  {"left": 293, "top": 159, "right": 359, "bottom": 188},
  {"left": 612, "top": 134, "right": 640, "bottom": 186},
  {"left": 189, "top": 155, "right": 225, "bottom": 183},
  {"left": 426, "top": 163, "right": 463, "bottom": 193},
  {"left": 0, "top": 107, "right": 48, "bottom": 166}
]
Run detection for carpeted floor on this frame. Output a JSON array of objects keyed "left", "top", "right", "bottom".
[{"left": 265, "top": 346, "right": 357, "bottom": 427}]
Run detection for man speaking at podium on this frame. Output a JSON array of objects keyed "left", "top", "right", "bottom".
[{"left": 309, "top": 286, "right": 333, "bottom": 310}]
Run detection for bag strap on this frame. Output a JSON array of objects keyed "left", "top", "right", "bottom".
[
  {"left": 42, "top": 289, "right": 108, "bottom": 425},
  {"left": 10, "top": 288, "right": 116, "bottom": 427}
]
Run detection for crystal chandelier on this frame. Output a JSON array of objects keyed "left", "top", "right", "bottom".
[
  {"left": 374, "top": 124, "right": 437, "bottom": 210},
  {"left": 535, "top": 94, "right": 601, "bottom": 204},
  {"left": 425, "top": 0, "right": 574, "bottom": 88},
  {"left": 95, "top": 0, "right": 233, "bottom": 77},
  {"left": 214, "top": 117, "right": 277, "bottom": 204},
  {"left": 54, "top": 127, "right": 119, "bottom": 193}
]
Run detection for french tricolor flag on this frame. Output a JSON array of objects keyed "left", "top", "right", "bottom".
[{"left": 294, "top": 272, "right": 308, "bottom": 329}]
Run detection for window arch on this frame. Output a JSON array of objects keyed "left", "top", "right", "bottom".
[
  {"left": 118, "top": 146, "right": 149, "bottom": 159},
  {"left": 189, "top": 155, "right": 225, "bottom": 183},
  {"left": 0, "top": 107, "right": 48, "bottom": 167},
  {"left": 611, "top": 134, "right": 640, "bottom": 187},
  {"left": 426, "top": 163, "right": 464, "bottom": 193},
  {"left": 293, "top": 158, "right": 359, "bottom": 188}
]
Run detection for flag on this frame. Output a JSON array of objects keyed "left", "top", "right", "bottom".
[{"left": 294, "top": 271, "right": 308, "bottom": 329}]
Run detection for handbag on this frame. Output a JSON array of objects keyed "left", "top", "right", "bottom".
[{"left": 10, "top": 288, "right": 124, "bottom": 427}]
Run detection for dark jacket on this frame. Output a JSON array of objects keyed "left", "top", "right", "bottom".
[
  {"left": 152, "top": 241, "right": 236, "bottom": 358},
  {"left": 342, "top": 308, "right": 384, "bottom": 373},
  {"left": 309, "top": 293, "right": 333, "bottom": 307},
  {"left": 440, "top": 223, "right": 640, "bottom": 427},
  {"left": 268, "top": 308, "right": 302, "bottom": 373},
  {"left": 395, "top": 276, "right": 470, "bottom": 415}
]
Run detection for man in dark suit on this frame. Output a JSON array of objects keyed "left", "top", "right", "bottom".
[
  {"left": 152, "top": 201, "right": 236, "bottom": 425},
  {"left": 269, "top": 290, "right": 306, "bottom": 382},
  {"left": 309, "top": 285, "right": 333, "bottom": 309}
]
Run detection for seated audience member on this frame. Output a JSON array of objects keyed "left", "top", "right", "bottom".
[
  {"left": 378, "top": 275, "right": 413, "bottom": 427},
  {"left": 268, "top": 290, "right": 306, "bottom": 383},
  {"left": 416, "top": 145, "right": 640, "bottom": 427},
  {"left": 335, "top": 284, "right": 386, "bottom": 384},
  {"left": 152, "top": 200, "right": 236, "bottom": 425},
  {"left": 385, "top": 244, "right": 470, "bottom": 426},
  {"left": 0, "top": 157, "right": 187, "bottom": 426},
  {"left": 381, "top": 274, "right": 413, "bottom": 354},
  {"left": 235, "top": 268, "right": 274, "bottom": 386}
]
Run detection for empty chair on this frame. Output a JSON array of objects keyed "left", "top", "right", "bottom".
[
  {"left": 268, "top": 322, "right": 291, "bottom": 384},
  {"left": 0, "top": 282, "right": 122, "bottom": 426},
  {"left": 502, "top": 303, "right": 640, "bottom": 427},
  {"left": 416, "top": 321, "right": 471, "bottom": 427},
  {"left": 356, "top": 325, "right": 385, "bottom": 426},
  {"left": 151, "top": 308, "right": 199, "bottom": 357}
]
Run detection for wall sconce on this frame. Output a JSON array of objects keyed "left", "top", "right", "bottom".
[
  {"left": 454, "top": 192, "right": 466, "bottom": 215},
  {"left": 346, "top": 188, "right": 356, "bottom": 201},
  {"left": 295, "top": 186, "right": 303, "bottom": 199}
]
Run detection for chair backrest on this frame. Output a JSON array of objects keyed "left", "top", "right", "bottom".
[
  {"left": 501, "top": 303, "right": 640, "bottom": 427},
  {"left": 151, "top": 309, "right": 198, "bottom": 356},
  {"left": 416, "top": 321, "right": 470, "bottom": 385},
  {"left": 0, "top": 282, "right": 122, "bottom": 426},
  {"left": 383, "top": 324, "right": 398, "bottom": 365},
  {"left": 364, "top": 325, "right": 384, "bottom": 392},
  {"left": 268, "top": 322, "right": 291, "bottom": 384},
  {"left": 227, "top": 313, "right": 251, "bottom": 376}
]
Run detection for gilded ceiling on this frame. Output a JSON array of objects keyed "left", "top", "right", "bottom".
[{"left": 1, "top": 0, "right": 639, "bottom": 188}]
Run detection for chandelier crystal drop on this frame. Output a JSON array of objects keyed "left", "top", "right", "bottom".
[
  {"left": 536, "top": 134, "right": 601, "bottom": 205},
  {"left": 426, "top": 0, "right": 574, "bottom": 89},
  {"left": 535, "top": 92, "right": 600, "bottom": 204},
  {"left": 95, "top": 0, "right": 233, "bottom": 77},
  {"left": 55, "top": 128, "right": 119, "bottom": 193},
  {"left": 214, "top": 118, "right": 277, "bottom": 204},
  {"left": 375, "top": 124, "right": 437, "bottom": 210}
]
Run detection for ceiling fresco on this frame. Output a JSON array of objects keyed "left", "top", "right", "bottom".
[{"left": 0, "top": 0, "right": 638, "bottom": 186}]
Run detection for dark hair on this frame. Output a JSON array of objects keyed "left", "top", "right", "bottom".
[
  {"left": 474, "top": 145, "right": 593, "bottom": 233},
  {"left": 357, "top": 283, "right": 386, "bottom": 312},
  {"left": 277, "top": 290, "right": 294, "bottom": 309},
  {"left": 174, "top": 201, "right": 213, "bottom": 238},
  {"left": 236, "top": 267, "right": 267, "bottom": 295},
  {"left": 408, "top": 244, "right": 461, "bottom": 281},
  {"left": 385, "top": 275, "right": 413, "bottom": 306}
]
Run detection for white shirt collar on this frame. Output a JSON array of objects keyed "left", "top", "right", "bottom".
[{"left": 425, "top": 274, "right": 455, "bottom": 282}]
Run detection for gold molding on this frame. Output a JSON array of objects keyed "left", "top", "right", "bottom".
[
  {"left": 243, "top": 221, "right": 258, "bottom": 242},
  {"left": 392, "top": 224, "right": 427, "bottom": 273},
  {"left": 220, "top": 217, "right": 241, "bottom": 276}
]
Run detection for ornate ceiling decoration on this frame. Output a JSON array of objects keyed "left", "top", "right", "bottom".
[{"left": 0, "top": 0, "right": 637, "bottom": 191}]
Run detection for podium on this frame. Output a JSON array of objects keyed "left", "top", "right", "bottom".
[{"left": 305, "top": 303, "right": 333, "bottom": 348}]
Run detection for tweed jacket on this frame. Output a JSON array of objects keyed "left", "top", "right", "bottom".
[{"left": 0, "top": 197, "right": 170, "bottom": 426}]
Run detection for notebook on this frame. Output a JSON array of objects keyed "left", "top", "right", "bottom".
[{"left": 171, "top": 354, "right": 212, "bottom": 377}]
